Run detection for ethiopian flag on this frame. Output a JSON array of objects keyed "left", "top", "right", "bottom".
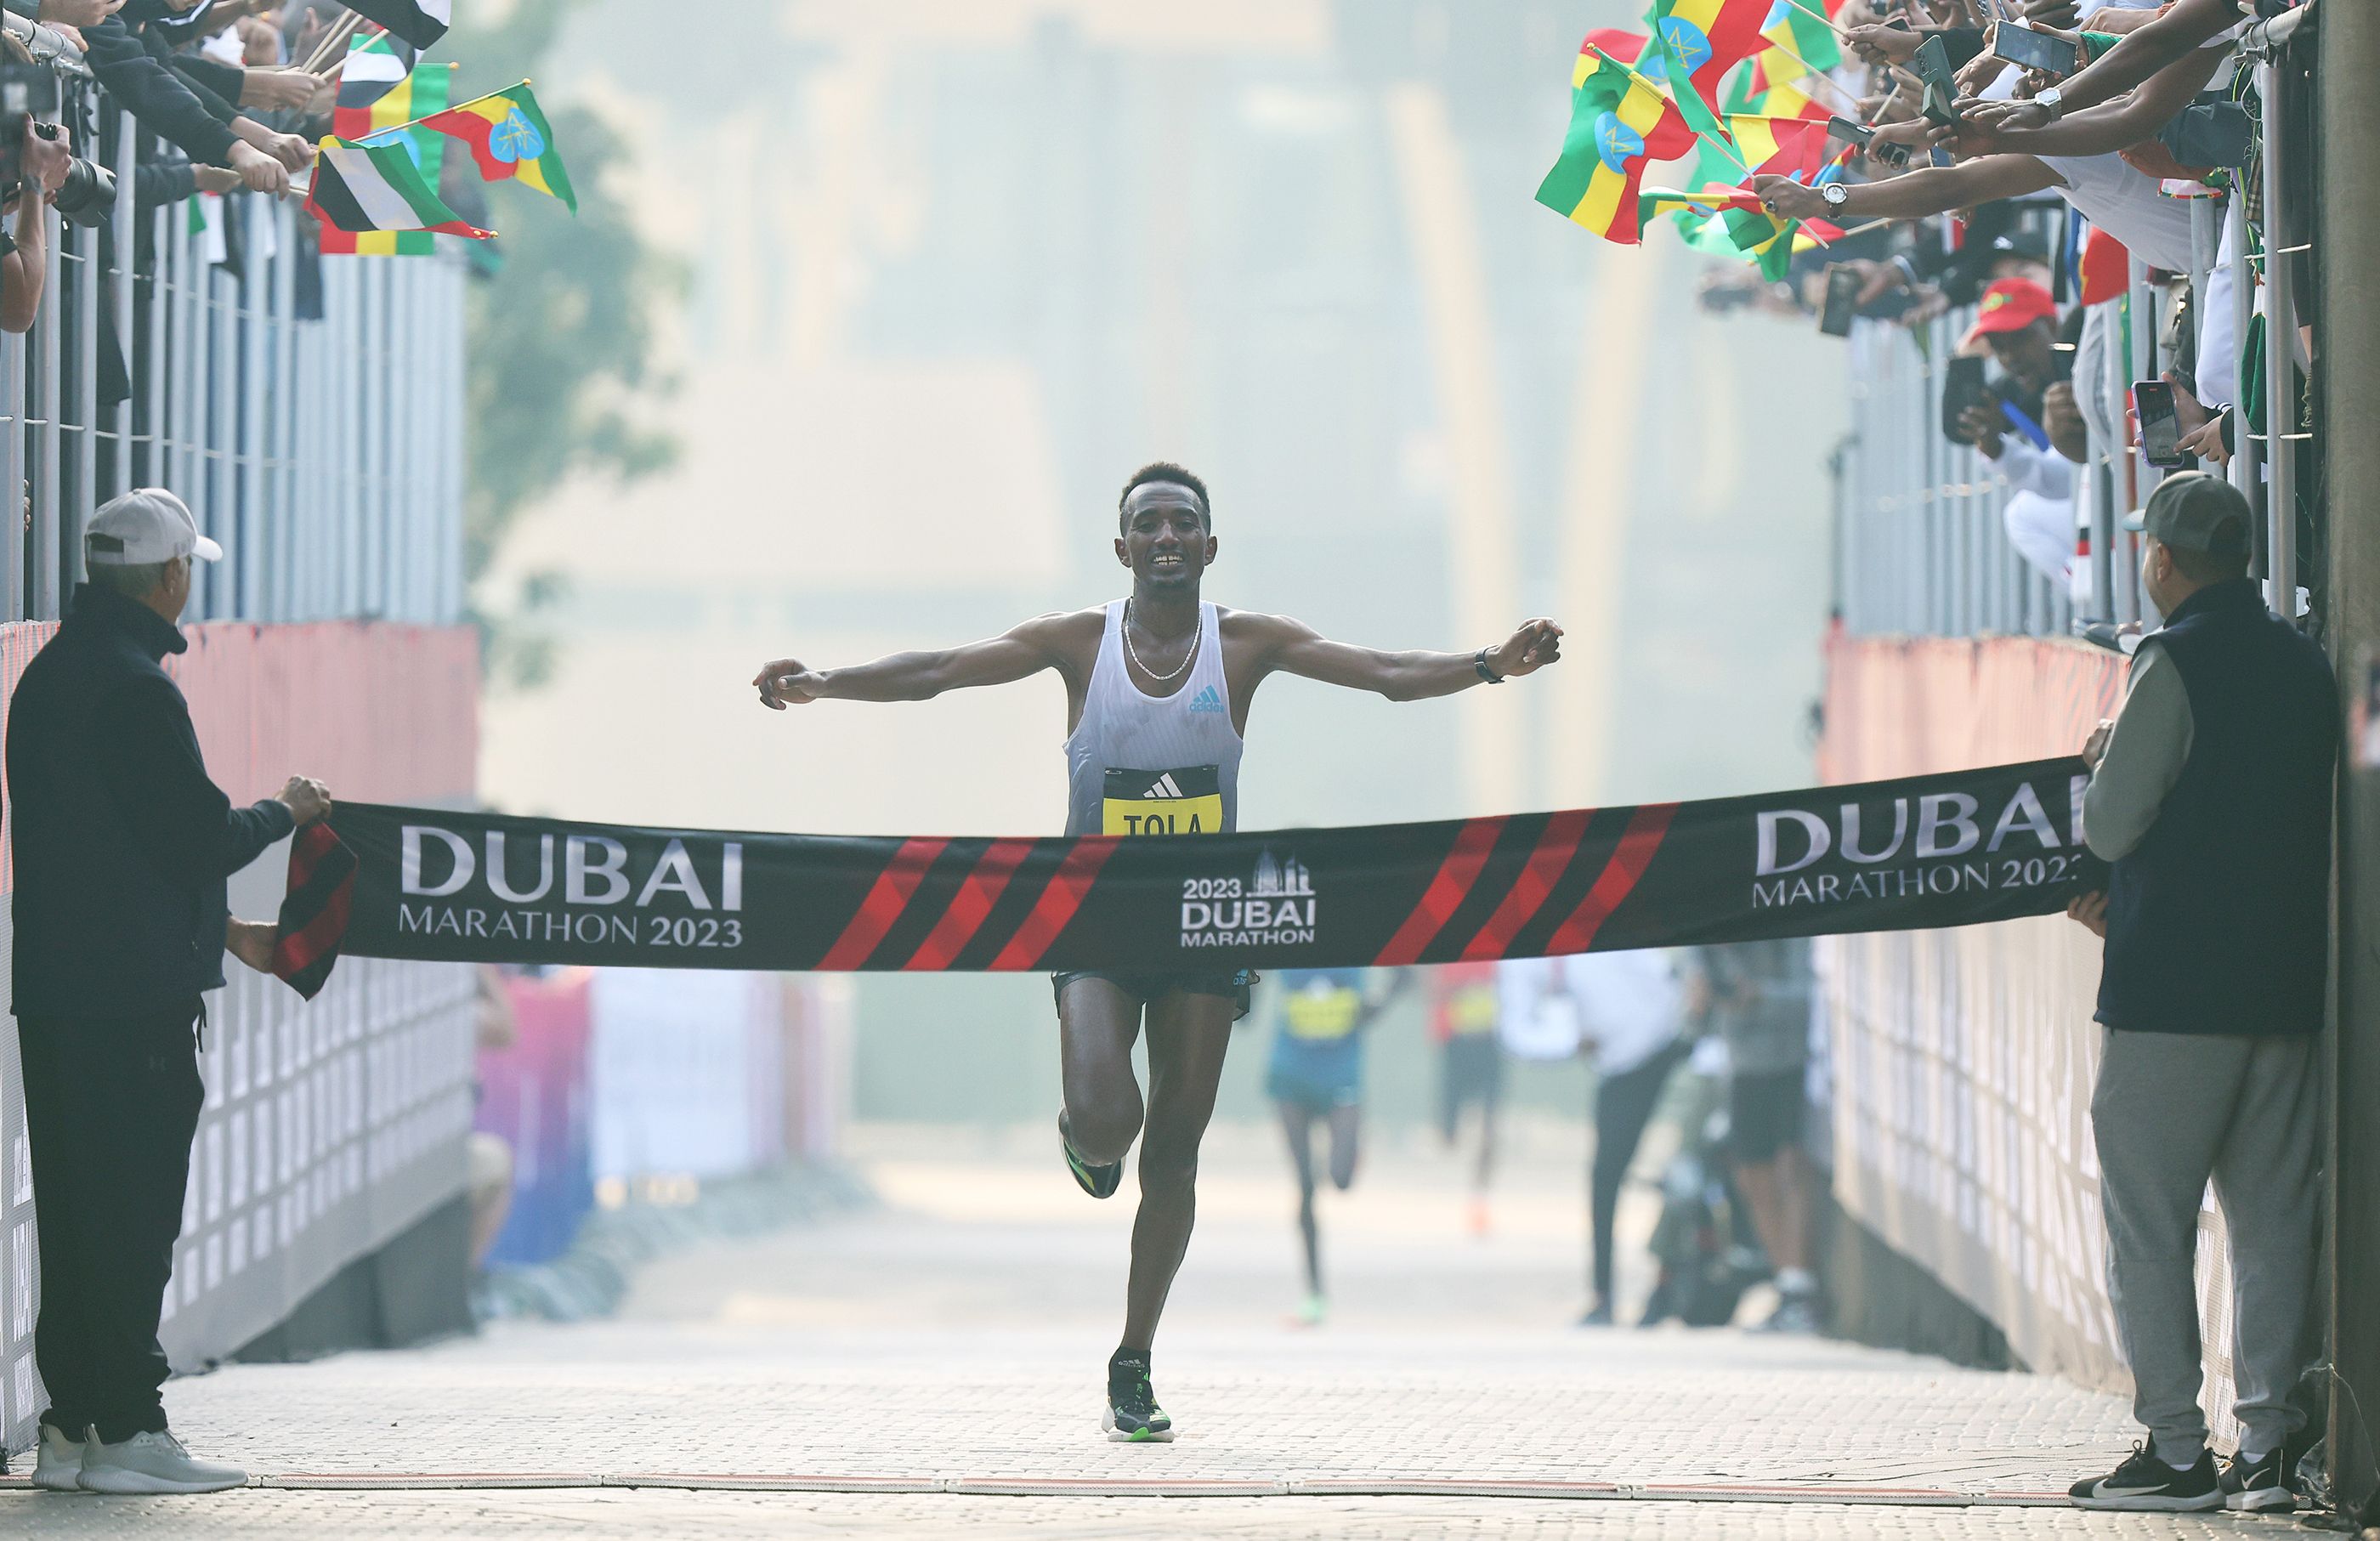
[
  {"left": 1725, "top": 115, "right": 1831, "bottom": 178},
  {"left": 1535, "top": 42, "right": 1695, "bottom": 246},
  {"left": 1760, "top": 0, "right": 1843, "bottom": 76},
  {"left": 416, "top": 82, "right": 576, "bottom": 212},
  {"left": 307, "top": 135, "right": 492, "bottom": 240},
  {"left": 1645, "top": 0, "right": 1771, "bottom": 135},
  {"left": 326, "top": 32, "right": 449, "bottom": 256}
]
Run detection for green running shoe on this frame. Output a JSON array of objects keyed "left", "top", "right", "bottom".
[
  {"left": 1102, "top": 1353, "right": 1175, "bottom": 1442},
  {"left": 1059, "top": 1110, "right": 1123, "bottom": 1199}
]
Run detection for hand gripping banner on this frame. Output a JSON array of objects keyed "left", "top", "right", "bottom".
[{"left": 290, "top": 758, "right": 2104, "bottom": 980}]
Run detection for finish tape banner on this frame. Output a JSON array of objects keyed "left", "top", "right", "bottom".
[{"left": 304, "top": 758, "right": 2100, "bottom": 975}]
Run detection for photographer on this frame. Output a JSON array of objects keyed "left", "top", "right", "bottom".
[{"left": 0, "top": 46, "right": 72, "bottom": 334}]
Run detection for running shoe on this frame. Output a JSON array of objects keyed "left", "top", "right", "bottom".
[
  {"left": 1102, "top": 1354, "right": 1175, "bottom": 1442},
  {"left": 1294, "top": 1291, "right": 1326, "bottom": 1327},
  {"left": 2218, "top": 1446, "right": 2294, "bottom": 1513},
  {"left": 1058, "top": 1110, "right": 1123, "bottom": 1199},
  {"left": 2069, "top": 1443, "right": 2220, "bottom": 1511}
]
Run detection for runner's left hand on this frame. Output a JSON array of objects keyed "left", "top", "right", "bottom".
[
  {"left": 2066, "top": 892, "right": 2108, "bottom": 938},
  {"left": 1492, "top": 618, "right": 1563, "bottom": 679}
]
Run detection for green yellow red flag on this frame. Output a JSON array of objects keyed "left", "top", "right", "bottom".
[
  {"left": 1645, "top": 0, "right": 1772, "bottom": 135},
  {"left": 1535, "top": 41, "right": 1698, "bottom": 246},
  {"left": 414, "top": 80, "right": 576, "bottom": 212}
]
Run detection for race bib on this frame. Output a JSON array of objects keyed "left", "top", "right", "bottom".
[{"left": 1103, "top": 765, "right": 1224, "bottom": 837}]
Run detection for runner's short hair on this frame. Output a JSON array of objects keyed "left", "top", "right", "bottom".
[{"left": 1119, "top": 462, "right": 1210, "bottom": 532}]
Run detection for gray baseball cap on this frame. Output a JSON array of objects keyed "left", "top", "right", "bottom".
[
  {"left": 84, "top": 487, "right": 220, "bottom": 565},
  {"left": 2123, "top": 471, "right": 2250, "bottom": 557}
]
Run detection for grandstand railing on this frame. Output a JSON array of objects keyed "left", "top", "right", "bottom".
[{"left": 1, "top": 33, "right": 465, "bottom": 628}]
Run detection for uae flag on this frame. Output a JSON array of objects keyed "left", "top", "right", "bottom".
[
  {"left": 343, "top": 0, "right": 449, "bottom": 51},
  {"left": 305, "top": 135, "right": 493, "bottom": 241},
  {"left": 323, "top": 31, "right": 452, "bottom": 256}
]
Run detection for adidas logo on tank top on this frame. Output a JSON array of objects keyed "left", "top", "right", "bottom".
[{"left": 1187, "top": 684, "right": 1225, "bottom": 715}]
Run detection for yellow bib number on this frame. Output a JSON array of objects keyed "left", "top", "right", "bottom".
[{"left": 1103, "top": 765, "right": 1224, "bottom": 837}]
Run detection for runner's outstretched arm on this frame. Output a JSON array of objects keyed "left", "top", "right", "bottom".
[
  {"left": 1246, "top": 615, "right": 1562, "bottom": 702},
  {"left": 752, "top": 612, "right": 1080, "bottom": 707}
]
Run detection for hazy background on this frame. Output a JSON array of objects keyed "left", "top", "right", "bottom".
[{"left": 476, "top": 0, "right": 1848, "bottom": 1130}]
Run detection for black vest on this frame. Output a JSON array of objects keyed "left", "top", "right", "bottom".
[{"left": 2096, "top": 579, "right": 2336, "bottom": 1035}]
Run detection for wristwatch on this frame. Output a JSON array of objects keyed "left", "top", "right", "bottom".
[
  {"left": 1822, "top": 181, "right": 1850, "bottom": 210},
  {"left": 1473, "top": 646, "right": 1504, "bottom": 684},
  {"left": 2037, "top": 87, "right": 2066, "bottom": 120}
]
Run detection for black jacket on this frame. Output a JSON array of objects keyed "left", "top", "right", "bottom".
[{"left": 6, "top": 584, "right": 294, "bottom": 1018}]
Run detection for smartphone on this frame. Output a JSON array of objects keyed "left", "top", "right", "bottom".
[
  {"left": 1942, "top": 355, "right": 1994, "bottom": 444},
  {"left": 1820, "top": 265, "right": 1861, "bottom": 337},
  {"left": 1992, "top": 20, "right": 2082, "bottom": 76},
  {"left": 1825, "top": 116, "right": 1873, "bottom": 150},
  {"left": 1914, "top": 36, "right": 1961, "bottom": 127},
  {"left": 2134, "top": 380, "right": 2190, "bottom": 468}
]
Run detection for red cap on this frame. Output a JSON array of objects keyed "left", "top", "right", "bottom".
[{"left": 1961, "top": 277, "right": 2057, "bottom": 348}]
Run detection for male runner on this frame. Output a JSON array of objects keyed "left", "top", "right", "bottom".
[
  {"left": 1263, "top": 967, "right": 1405, "bottom": 1326},
  {"left": 752, "top": 462, "right": 1563, "bottom": 1441}
]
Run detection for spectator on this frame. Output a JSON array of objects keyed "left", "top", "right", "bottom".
[
  {"left": 1505, "top": 951, "right": 1693, "bottom": 1327},
  {"left": 1952, "top": 279, "right": 2088, "bottom": 598},
  {"left": 5, "top": 487, "right": 332, "bottom": 1496},
  {"left": 0, "top": 45, "right": 74, "bottom": 333},
  {"left": 1695, "top": 940, "right": 1819, "bottom": 1334},
  {"left": 2064, "top": 473, "right": 2334, "bottom": 1514}
]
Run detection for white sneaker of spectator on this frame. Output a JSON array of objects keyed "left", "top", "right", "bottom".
[
  {"left": 76, "top": 1428, "right": 248, "bottom": 1494},
  {"left": 31, "top": 1422, "right": 88, "bottom": 1493}
]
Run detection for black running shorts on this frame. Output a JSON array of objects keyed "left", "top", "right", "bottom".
[{"left": 1051, "top": 969, "right": 1255, "bottom": 1022}]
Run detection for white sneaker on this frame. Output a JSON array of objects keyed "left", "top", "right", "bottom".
[
  {"left": 76, "top": 1430, "right": 247, "bottom": 1494},
  {"left": 31, "top": 1423, "right": 88, "bottom": 1493}
]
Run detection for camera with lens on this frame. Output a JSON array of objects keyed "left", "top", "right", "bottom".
[
  {"left": 31, "top": 122, "right": 116, "bottom": 227},
  {"left": 0, "top": 60, "right": 114, "bottom": 228}
]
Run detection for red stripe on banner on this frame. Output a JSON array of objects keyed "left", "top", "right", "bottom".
[
  {"left": 273, "top": 870, "right": 354, "bottom": 977},
  {"left": 285, "top": 827, "right": 324, "bottom": 892},
  {"left": 989, "top": 839, "right": 1119, "bottom": 970},
  {"left": 1373, "top": 817, "right": 1508, "bottom": 966},
  {"left": 1457, "top": 809, "right": 1594, "bottom": 960},
  {"left": 818, "top": 839, "right": 949, "bottom": 971},
  {"left": 1541, "top": 803, "right": 1679, "bottom": 954},
  {"left": 903, "top": 839, "right": 1036, "bottom": 971}
]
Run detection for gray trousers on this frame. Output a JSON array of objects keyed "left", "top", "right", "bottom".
[{"left": 2091, "top": 1028, "right": 2320, "bottom": 1459}]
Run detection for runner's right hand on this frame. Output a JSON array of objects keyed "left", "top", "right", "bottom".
[{"left": 753, "top": 659, "right": 821, "bottom": 708}]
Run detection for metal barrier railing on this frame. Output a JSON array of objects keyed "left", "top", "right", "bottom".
[
  {"left": 1, "top": 47, "right": 464, "bottom": 627},
  {"left": 1834, "top": 10, "right": 2309, "bottom": 642},
  {"left": 1836, "top": 306, "right": 2076, "bottom": 640}
]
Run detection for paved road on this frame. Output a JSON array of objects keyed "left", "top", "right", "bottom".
[{"left": 0, "top": 1121, "right": 2286, "bottom": 1538}]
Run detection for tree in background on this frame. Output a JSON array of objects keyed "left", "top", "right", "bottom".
[{"left": 449, "top": 0, "right": 684, "bottom": 688}]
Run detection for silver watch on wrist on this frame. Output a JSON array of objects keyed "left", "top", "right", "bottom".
[
  {"left": 2037, "top": 87, "right": 2066, "bottom": 120},
  {"left": 1821, "top": 181, "right": 1850, "bottom": 210}
]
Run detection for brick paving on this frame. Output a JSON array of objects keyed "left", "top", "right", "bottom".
[{"left": 0, "top": 1125, "right": 2293, "bottom": 1537}]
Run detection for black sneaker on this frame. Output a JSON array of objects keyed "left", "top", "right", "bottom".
[
  {"left": 1102, "top": 1353, "right": 1174, "bottom": 1442},
  {"left": 2070, "top": 1443, "right": 2221, "bottom": 1511},
  {"left": 2219, "top": 1446, "right": 2294, "bottom": 1513},
  {"left": 1058, "top": 1112, "right": 1123, "bottom": 1199}
]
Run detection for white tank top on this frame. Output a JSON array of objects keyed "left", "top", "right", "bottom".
[{"left": 1064, "top": 600, "right": 1244, "bottom": 837}]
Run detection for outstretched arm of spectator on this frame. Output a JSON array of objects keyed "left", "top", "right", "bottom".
[
  {"left": 1753, "top": 153, "right": 2061, "bottom": 223},
  {"left": 1955, "top": 43, "right": 2224, "bottom": 159},
  {"left": 78, "top": 16, "right": 241, "bottom": 167},
  {"left": 91, "top": 675, "right": 299, "bottom": 887},
  {"left": 1965, "top": 0, "right": 2238, "bottom": 132}
]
